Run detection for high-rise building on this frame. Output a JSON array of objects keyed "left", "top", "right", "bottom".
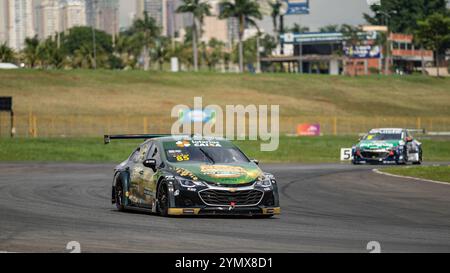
[
  {"left": 61, "top": 0, "right": 86, "bottom": 32},
  {"left": 135, "top": 0, "right": 189, "bottom": 37},
  {"left": 136, "top": 0, "right": 162, "bottom": 25},
  {"left": 166, "top": 0, "right": 188, "bottom": 38},
  {"left": 201, "top": 1, "right": 227, "bottom": 42},
  {"left": 85, "top": 0, "right": 119, "bottom": 35},
  {"left": 6, "top": 0, "right": 36, "bottom": 50},
  {"left": 0, "top": 0, "right": 8, "bottom": 44},
  {"left": 201, "top": 0, "right": 237, "bottom": 47},
  {"left": 85, "top": 0, "right": 95, "bottom": 26},
  {"left": 36, "top": 0, "right": 61, "bottom": 40}
]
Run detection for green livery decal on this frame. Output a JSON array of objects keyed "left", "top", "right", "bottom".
[
  {"left": 357, "top": 140, "right": 401, "bottom": 150},
  {"left": 168, "top": 162, "right": 263, "bottom": 185}
]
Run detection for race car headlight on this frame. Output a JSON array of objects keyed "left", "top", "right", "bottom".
[
  {"left": 177, "top": 178, "right": 206, "bottom": 188},
  {"left": 255, "top": 179, "right": 273, "bottom": 188}
]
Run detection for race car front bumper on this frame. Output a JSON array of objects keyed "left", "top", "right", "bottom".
[
  {"left": 167, "top": 207, "right": 281, "bottom": 216},
  {"left": 352, "top": 148, "right": 405, "bottom": 164},
  {"left": 169, "top": 182, "right": 280, "bottom": 216}
]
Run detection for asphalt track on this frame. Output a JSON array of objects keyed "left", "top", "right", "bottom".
[{"left": 0, "top": 163, "right": 449, "bottom": 253}]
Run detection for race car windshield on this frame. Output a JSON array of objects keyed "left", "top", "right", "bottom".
[
  {"left": 164, "top": 146, "right": 250, "bottom": 164},
  {"left": 364, "top": 133, "right": 402, "bottom": 140}
]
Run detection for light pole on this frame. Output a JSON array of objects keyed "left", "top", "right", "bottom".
[
  {"left": 92, "top": 0, "right": 98, "bottom": 69},
  {"left": 379, "top": 10, "right": 392, "bottom": 75},
  {"left": 256, "top": 30, "right": 262, "bottom": 73}
]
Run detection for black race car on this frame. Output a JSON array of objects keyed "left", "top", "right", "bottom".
[{"left": 105, "top": 134, "right": 281, "bottom": 217}]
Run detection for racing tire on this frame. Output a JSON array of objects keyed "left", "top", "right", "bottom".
[
  {"left": 413, "top": 151, "right": 423, "bottom": 165},
  {"left": 396, "top": 149, "right": 408, "bottom": 165},
  {"left": 114, "top": 180, "right": 126, "bottom": 212},
  {"left": 157, "top": 181, "right": 170, "bottom": 217},
  {"left": 412, "top": 154, "right": 422, "bottom": 165},
  {"left": 255, "top": 215, "right": 274, "bottom": 219}
]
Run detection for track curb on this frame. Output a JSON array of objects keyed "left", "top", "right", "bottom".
[{"left": 372, "top": 168, "right": 449, "bottom": 186}]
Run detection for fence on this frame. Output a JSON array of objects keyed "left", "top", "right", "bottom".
[{"left": 1, "top": 112, "right": 450, "bottom": 138}]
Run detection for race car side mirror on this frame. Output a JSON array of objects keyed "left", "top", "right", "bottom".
[
  {"left": 143, "top": 159, "right": 157, "bottom": 171},
  {"left": 251, "top": 159, "right": 259, "bottom": 165}
]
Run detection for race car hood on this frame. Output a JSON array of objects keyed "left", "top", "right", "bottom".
[
  {"left": 357, "top": 140, "right": 402, "bottom": 150},
  {"left": 167, "top": 162, "right": 263, "bottom": 185}
]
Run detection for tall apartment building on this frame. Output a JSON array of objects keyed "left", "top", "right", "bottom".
[
  {"left": 36, "top": 0, "right": 61, "bottom": 40},
  {"left": 0, "top": 0, "right": 8, "bottom": 44},
  {"left": 136, "top": 0, "right": 171, "bottom": 36},
  {"left": 166, "top": 0, "right": 188, "bottom": 38},
  {"left": 201, "top": 0, "right": 238, "bottom": 47},
  {"left": 61, "top": 0, "right": 86, "bottom": 32},
  {"left": 201, "top": 0, "right": 227, "bottom": 42},
  {"left": 6, "top": 0, "right": 36, "bottom": 50},
  {"left": 86, "top": 0, "right": 119, "bottom": 35},
  {"left": 136, "top": 0, "right": 162, "bottom": 24}
]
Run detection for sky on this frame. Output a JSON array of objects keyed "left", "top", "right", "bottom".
[{"left": 119, "top": 0, "right": 373, "bottom": 31}]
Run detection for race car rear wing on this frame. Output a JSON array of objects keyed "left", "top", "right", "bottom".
[{"left": 104, "top": 134, "right": 176, "bottom": 144}]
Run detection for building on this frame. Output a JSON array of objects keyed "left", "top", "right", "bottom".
[
  {"left": 6, "top": 0, "right": 36, "bottom": 50},
  {"left": 61, "top": 0, "right": 86, "bottom": 32},
  {"left": 262, "top": 32, "right": 346, "bottom": 74},
  {"left": 344, "top": 33, "right": 434, "bottom": 75},
  {"left": 135, "top": 0, "right": 166, "bottom": 34},
  {"left": 201, "top": 0, "right": 228, "bottom": 43},
  {"left": 85, "top": 0, "right": 95, "bottom": 27},
  {"left": 262, "top": 30, "right": 434, "bottom": 75},
  {"left": 86, "top": 0, "right": 119, "bottom": 35},
  {"left": 36, "top": 0, "right": 61, "bottom": 40},
  {"left": 97, "top": 0, "right": 119, "bottom": 35},
  {"left": 136, "top": 0, "right": 163, "bottom": 25},
  {"left": 390, "top": 33, "right": 433, "bottom": 73},
  {"left": 0, "top": 0, "right": 8, "bottom": 44},
  {"left": 135, "top": 0, "right": 191, "bottom": 38}
]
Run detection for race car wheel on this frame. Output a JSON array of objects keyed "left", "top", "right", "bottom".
[
  {"left": 115, "top": 180, "right": 125, "bottom": 211},
  {"left": 396, "top": 149, "right": 408, "bottom": 165},
  {"left": 157, "top": 181, "right": 169, "bottom": 217},
  {"left": 413, "top": 151, "right": 422, "bottom": 165},
  {"left": 255, "top": 215, "right": 274, "bottom": 219}
]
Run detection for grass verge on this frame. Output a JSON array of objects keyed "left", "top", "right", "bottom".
[
  {"left": 0, "top": 136, "right": 449, "bottom": 163},
  {"left": 381, "top": 166, "right": 450, "bottom": 183},
  {"left": 1, "top": 70, "right": 449, "bottom": 117}
]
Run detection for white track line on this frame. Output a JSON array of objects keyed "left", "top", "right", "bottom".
[{"left": 372, "top": 169, "right": 450, "bottom": 186}]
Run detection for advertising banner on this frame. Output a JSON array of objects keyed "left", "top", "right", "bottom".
[
  {"left": 297, "top": 123, "right": 321, "bottom": 136},
  {"left": 344, "top": 45, "right": 381, "bottom": 59},
  {"left": 285, "top": 0, "right": 310, "bottom": 15}
]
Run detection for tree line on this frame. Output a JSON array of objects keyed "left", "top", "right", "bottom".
[{"left": 0, "top": 0, "right": 449, "bottom": 73}]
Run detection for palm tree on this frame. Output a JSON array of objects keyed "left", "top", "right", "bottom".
[
  {"left": 23, "top": 36, "right": 40, "bottom": 68},
  {"left": 206, "top": 38, "right": 225, "bottom": 71},
  {"left": 152, "top": 37, "right": 171, "bottom": 71},
  {"left": 289, "top": 23, "right": 309, "bottom": 33},
  {"left": 132, "top": 12, "right": 161, "bottom": 71},
  {"left": 0, "top": 43, "right": 15, "bottom": 63},
  {"left": 37, "top": 36, "right": 64, "bottom": 69},
  {"left": 177, "top": 0, "right": 212, "bottom": 72},
  {"left": 220, "top": 0, "right": 262, "bottom": 72},
  {"left": 268, "top": 0, "right": 282, "bottom": 43},
  {"left": 319, "top": 24, "right": 339, "bottom": 33},
  {"left": 116, "top": 31, "right": 143, "bottom": 68}
]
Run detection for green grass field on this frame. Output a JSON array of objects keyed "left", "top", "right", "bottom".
[
  {"left": 382, "top": 166, "right": 450, "bottom": 183},
  {"left": 0, "top": 70, "right": 449, "bottom": 163},
  {"left": 0, "top": 136, "right": 448, "bottom": 163},
  {"left": 1, "top": 69, "right": 450, "bottom": 117}
]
